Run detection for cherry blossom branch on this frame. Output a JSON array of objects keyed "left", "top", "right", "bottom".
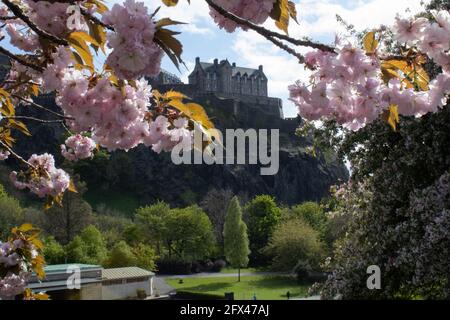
[
  {"left": 266, "top": 35, "right": 305, "bottom": 63},
  {"left": 0, "top": 45, "right": 43, "bottom": 71},
  {"left": 205, "top": 0, "right": 335, "bottom": 53},
  {"left": 2, "top": 0, "right": 68, "bottom": 46},
  {"left": 12, "top": 94, "right": 72, "bottom": 119},
  {"left": 5, "top": 116, "right": 66, "bottom": 123},
  {"left": 80, "top": 8, "right": 114, "bottom": 31},
  {"left": 0, "top": 139, "right": 35, "bottom": 169}
]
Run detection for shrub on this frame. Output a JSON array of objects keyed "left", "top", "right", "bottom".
[
  {"left": 212, "top": 259, "right": 227, "bottom": 272},
  {"left": 156, "top": 258, "right": 192, "bottom": 275}
]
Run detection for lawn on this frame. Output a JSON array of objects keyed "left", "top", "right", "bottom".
[
  {"left": 84, "top": 190, "right": 140, "bottom": 216},
  {"left": 166, "top": 275, "right": 309, "bottom": 300}
]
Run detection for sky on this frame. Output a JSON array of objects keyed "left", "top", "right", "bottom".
[{"left": 148, "top": 0, "right": 428, "bottom": 118}]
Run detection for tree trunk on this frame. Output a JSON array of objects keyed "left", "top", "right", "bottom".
[{"left": 238, "top": 266, "right": 241, "bottom": 282}]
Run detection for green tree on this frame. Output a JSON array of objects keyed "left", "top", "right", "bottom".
[
  {"left": 66, "top": 225, "right": 108, "bottom": 265},
  {"left": 41, "top": 181, "right": 93, "bottom": 244},
  {"left": 223, "top": 196, "right": 250, "bottom": 282},
  {"left": 0, "top": 184, "right": 24, "bottom": 238},
  {"left": 133, "top": 243, "right": 158, "bottom": 271},
  {"left": 288, "top": 202, "right": 329, "bottom": 244},
  {"left": 135, "top": 203, "right": 216, "bottom": 261},
  {"left": 135, "top": 201, "right": 171, "bottom": 254},
  {"left": 105, "top": 241, "right": 137, "bottom": 268},
  {"left": 166, "top": 206, "right": 216, "bottom": 261},
  {"left": 264, "top": 219, "right": 325, "bottom": 272},
  {"left": 244, "top": 195, "right": 281, "bottom": 265},
  {"left": 43, "top": 236, "right": 66, "bottom": 265}
]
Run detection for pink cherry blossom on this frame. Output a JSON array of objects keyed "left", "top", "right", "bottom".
[
  {"left": 61, "top": 134, "right": 97, "bottom": 161},
  {"left": 209, "top": 0, "right": 276, "bottom": 32}
]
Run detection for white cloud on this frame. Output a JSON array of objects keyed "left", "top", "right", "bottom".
[
  {"left": 146, "top": 0, "right": 214, "bottom": 35},
  {"left": 232, "top": 0, "right": 428, "bottom": 117}
]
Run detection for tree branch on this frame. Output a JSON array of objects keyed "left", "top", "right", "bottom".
[
  {"left": 2, "top": 0, "right": 68, "bottom": 46},
  {"left": 205, "top": 0, "right": 335, "bottom": 53},
  {"left": 5, "top": 115, "right": 66, "bottom": 123},
  {"left": 80, "top": 8, "right": 114, "bottom": 31},
  {"left": 12, "top": 94, "right": 72, "bottom": 119},
  {"left": 0, "top": 139, "right": 35, "bottom": 169},
  {"left": 0, "top": 45, "right": 43, "bottom": 71}
]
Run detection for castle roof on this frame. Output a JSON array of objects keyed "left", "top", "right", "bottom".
[{"left": 196, "top": 58, "right": 265, "bottom": 78}]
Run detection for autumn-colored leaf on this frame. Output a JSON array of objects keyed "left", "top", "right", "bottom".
[
  {"left": 270, "top": 0, "right": 291, "bottom": 34},
  {"left": 363, "top": 31, "right": 379, "bottom": 54},
  {"left": 18, "top": 223, "right": 33, "bottom": 232},
  {"left": 68, "top": 180, "right": 78, "bottom": 193},
  {"left": 382, "top": 104, "right": 399, "bottom": 131}
]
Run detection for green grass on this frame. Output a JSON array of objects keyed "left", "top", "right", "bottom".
[
  {"left": 219, "top": 267, "right": 263, "bottom": 274},
  {"left": 84, "top": 190, "right": 140, "bottom": 216},
  {"left": 166, "top": 275, "right": 308, "bottom": 300}
]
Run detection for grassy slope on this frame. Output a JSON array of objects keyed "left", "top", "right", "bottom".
[
  {"left": 166, "top": 275, "right": 308, "bottom": 300},
  {"left": 83, "top": 190, "right": 140, "bottom": 216}
]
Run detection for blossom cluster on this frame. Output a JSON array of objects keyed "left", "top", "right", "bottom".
[
  {"left": 61, "top": 134, "right": 97, "bottom": 161},
  {"left": 50, "top": 68, "right": 192, "bottom": 152},
  {"left": 25, "top": 0, "right": 87, "bottom": 37},
  {"left": 102, "top": 0, "right": 163, "bottom": 79},
  {"left": 209, "top": 0, "right": 276, "bottom": 32},
  {"left": 393, "top": 10, "right": 450, "bottom": 70},
  {"left": 289, "top": 10, "right": 450, "bottom": 131},
  {"left": 0, "top": 150, "right": 10, "bottom": 161},
  {"left": 0, "top": 240, "right": 33, "bottom": 299},
  {"left": 10, "top": 153, "right": 70, "bottom": 198}
]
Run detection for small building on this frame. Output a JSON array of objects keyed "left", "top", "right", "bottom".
[
  {"left": 28, "top": 264, "right": 103, "bottom": 300},
  {"left": 102, "top": 267, "right": 155, "bottom": 300}
]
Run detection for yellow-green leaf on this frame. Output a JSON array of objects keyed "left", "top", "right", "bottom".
[
  {"left": 270, "top": 0, "right": 291, "bottom": 34},
  {"left": 18, "top": 223, "right": 33, "bottom": 232},
  {"left": 9, "top": 120, "right": 31, "bottom": 136},
  {"left": 67, "top": 32, "right": 94, "bottom": 71},
  {"left": 363, "top": 31, "right": 379, "bottom": 54},
  {"left": 382, "top": 104, "right": 399, "bottom": 131},
  {"left": 68, "top": 180, "right": 78, "bottom": 193}
]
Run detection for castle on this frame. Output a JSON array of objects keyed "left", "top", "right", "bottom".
[{"left": 149, "top": 58, "right": 285, "bottom": 120}]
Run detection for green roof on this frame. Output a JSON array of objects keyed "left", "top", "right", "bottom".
[{"left": 44, "top": 264, "right": 101, "bottom": 273}]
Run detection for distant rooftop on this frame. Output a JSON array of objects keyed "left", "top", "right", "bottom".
[
  {"left": 43, "top": 264, "right": 101, "bottom": 274},
  {"left": 102, "top": 267, "right": 155, "bottom": 281}
]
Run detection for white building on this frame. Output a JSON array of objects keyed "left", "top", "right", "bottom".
[{"left": 102, "top": 267, "right": 155, "bottom": 300}]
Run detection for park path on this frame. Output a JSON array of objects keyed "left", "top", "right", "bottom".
[{"left": 158, "top": 271, "right": 291, "bottom": 279}]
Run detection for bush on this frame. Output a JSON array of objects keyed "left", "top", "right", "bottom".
[
  {"left": 212, "top": 259, "right": 226, "bottom": 272},
  {"left": 264, "top": 218, "right": 326, "bottom": 272},
  {"left": 156, "top": 258, "right": 192, "bottom": 275}
]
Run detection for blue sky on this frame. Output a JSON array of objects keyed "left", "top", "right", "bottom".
[
  {"left": 150, "top": 0, "right": 427, "bottom": 117},
  {"left": 2, "top": 0, "right": 428, "bottom": 118}
]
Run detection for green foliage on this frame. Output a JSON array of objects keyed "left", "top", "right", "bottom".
[
  {"left": 0, "top": 183, "right": 24, "bottom": 238},
  {"left": 264, "top": 219, "right": 325, "bottom": 272},
  {"left": 223, "top": 196, "right": 250, "bottom": 270},
  {"left": 43, "top": 181, "right": 93, "bottom": 244},
  {"left": 135, "top": 201, "right": 171, "bottom": 250},
  {"left": 167, "top": 206, "right": 216, "bottom": 261},
  {"left": 105, "top": 240, "right": 137, "bottom": 268},
  {"left": 93, "top": 213, "right": 132, "bottom": 247},
  {"left": 135, "top": 202, "right": 216, "bottom": 261},
  {"left": 244, "top": 195, "right": 281, "bottom": 265},
  {"left": 66, "top": 225, "right": 108, "bottom": 265},
  {"left": 133, "top": 243, "right": 158, "bottom": 271},
  {"left": 43, "top": 236, "right": 66, "bottom": 265},
  {"left": 288, "top": 202, "right": 329, "bottom": 244}
]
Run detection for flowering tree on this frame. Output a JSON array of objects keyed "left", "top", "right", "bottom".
[{"left": 0, "top": 0, "right": 448, "bottom": 299}]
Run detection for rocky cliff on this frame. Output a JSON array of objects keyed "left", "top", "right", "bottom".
[{"left": 6, "top": 91, "right": 348, "bottom": 210}]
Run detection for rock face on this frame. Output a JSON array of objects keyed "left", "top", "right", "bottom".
[
  {"left": 82, "top": 92, "right": 349, "bottom": 207},
  {"left": 7, "top": 85, "right": 348, "bottom": 209}
]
